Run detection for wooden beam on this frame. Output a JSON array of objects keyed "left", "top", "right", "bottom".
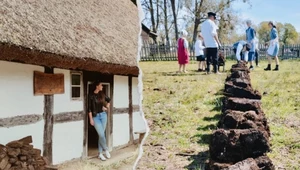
[
  {"left": 108, "top": 81, "right": 113, "bottom": 151},
  {"left": 82, "top": 75, "right": 88, "bottom": 158},
  {"left": 128, "top": 76, "right": 134, "bottom": 144},
  {"left": 112, "top": 105, "right": 139, "bottom": 114},
  {"left": 53, "top": 111, "right": 84, "bottom": 124},
  {"left": 43, "top": 67, "right": 54, "bottom": 165},
  {"left": 0, "top": 114, "right": 43, "bottom": 128}
]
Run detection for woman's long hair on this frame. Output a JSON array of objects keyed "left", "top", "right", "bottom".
[
  {"left": 92, "top": 80, "right": 106, "bottom": 104},
  {"left": 269, "top": 21, "right": 276, "bottom": 28}
]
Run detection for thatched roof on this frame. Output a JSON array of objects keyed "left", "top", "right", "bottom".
[{"left": 0, "top": 0, "right": 140, "bottom": 75}]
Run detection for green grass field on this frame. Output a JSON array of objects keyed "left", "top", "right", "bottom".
[{"left": 137, "top": 60, "right": 300, "bottom": 170}]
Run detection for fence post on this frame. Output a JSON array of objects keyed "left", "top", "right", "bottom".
[
  {"left": 298, "top": 44, "right": 300, "bottom": 58},
  {"left": 281, "top": 44, "right": 284, "bottom": 59}
]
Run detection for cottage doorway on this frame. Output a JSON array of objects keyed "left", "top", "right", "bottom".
[{"left": 87, "top": 81, "right": 111, "bottom": 157}]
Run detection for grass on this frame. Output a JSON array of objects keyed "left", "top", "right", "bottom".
[{"left": 137, "top": 59, "right": 300, "bottom": 170}]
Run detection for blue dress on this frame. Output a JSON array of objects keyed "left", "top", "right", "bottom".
[
  {"left": 246, "top": 27, "right": 256, "bottom": 52},
  {"left": 267, "top": 27, "right": 279, "bottom": 57}
]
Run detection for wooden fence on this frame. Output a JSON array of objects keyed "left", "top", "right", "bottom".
[{"left": 140, "top": 41, "right": 300, "bottom": 61}]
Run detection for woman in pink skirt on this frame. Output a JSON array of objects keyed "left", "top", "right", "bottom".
[{"left": 177, "top": 30, "right": 190, "bottom": 73}]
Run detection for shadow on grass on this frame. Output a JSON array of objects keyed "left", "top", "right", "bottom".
[
  {"left": 196, "top": 124, "right": 217, "bottom": 131},
  {"left": 183, "top": 94, "right": 225, "bottom": 169},
  {"left": 177, "top": 151, "right": 209, "bottom": 170},
  {"left": 159, "top": 71, "right": 206, "bottom": 77},
  {"left": 203, "top": 114, "right": 221, "bottom": 122}
]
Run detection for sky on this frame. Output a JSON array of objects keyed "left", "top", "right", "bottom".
[{"left": 232, "top": 0, "right": 300, "bottom": 34}]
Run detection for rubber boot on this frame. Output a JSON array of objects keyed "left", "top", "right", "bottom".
[
  {"left": 264, "top": 64, "right": 271, "bottom": 71},
  {"left": 273, "top": 65, "right": 279, "bottom": 71}
]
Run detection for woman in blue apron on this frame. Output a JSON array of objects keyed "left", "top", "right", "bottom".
[
  {"left": 265, "top": 21, "right": 280, "bottom": 71},
  {"left": 246, "top": 20, "right": 256, "bottom": 70}
]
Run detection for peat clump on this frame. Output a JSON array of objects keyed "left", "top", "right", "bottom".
[{"left": 206, "top": 61, "right": 274, "bottom": 170}]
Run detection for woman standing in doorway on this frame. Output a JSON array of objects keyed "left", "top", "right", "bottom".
[
  {"left": 88, "top": 80, "right": 111, "bottom": 161},
  {"left": 265, "top": 21, "right": 280, "bottom": 71},
  {"left": 177, "top": 30, "right": 190, "bottom": 73}
]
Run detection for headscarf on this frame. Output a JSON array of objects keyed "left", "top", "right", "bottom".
[{"left": 180, "top": 30, "right": 188, "bottom": 38}]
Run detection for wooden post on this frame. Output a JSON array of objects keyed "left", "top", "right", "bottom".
[
  {"left": 43, "top": 67, "right": 54, "bottom": 164},
  {"left": 281, "top": 45, "right": 285, "bottom": 59},
  {"left": 108, "top": 80, "right": 114, "bottom": 151},
  {"left": 128, "top": 76, "right": 133, "bottom": 144}
]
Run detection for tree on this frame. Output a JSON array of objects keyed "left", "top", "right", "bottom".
[
  {"left": 170, "top": 0, "right": 179, "bottom": 40},
  {"left": 257, "top": 21, "right": 271, "bottom": 43},
  {"left": 184, "top": 0, "right": 250, "bottom": 43},
  {"left": 257, "top": 21, "right": 298, "bottom": 45},
  {"left": 141, "top": 0, "right": 162, "bottom": 43},
  {"left": 282, "top": 23, "right": 298, "bottom": 44},
  {"left": 163, "top": 0, "right": 169, "bottom": 43}
]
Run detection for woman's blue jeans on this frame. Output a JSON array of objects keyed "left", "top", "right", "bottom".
[{"left": 93, "top": 112, "right": 108, "bottom": 153}]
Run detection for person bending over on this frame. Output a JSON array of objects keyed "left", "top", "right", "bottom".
[{"left": 232, "top": 40, "right": 251, "bottom": 62}]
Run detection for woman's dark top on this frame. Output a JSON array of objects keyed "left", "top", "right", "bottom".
[{"left": 88, "top": 92, "right": 111, "bottom": 117}]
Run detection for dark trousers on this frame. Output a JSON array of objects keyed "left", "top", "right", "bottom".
[
  {"left": 206, "top": 48, "right": 218, "bottom": 73},
  {"left": 255, "top": 51, "right": 259, "bottom": 66}
]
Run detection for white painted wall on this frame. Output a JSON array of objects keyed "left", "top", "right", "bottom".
[
  {"left": 52, "top": 121, "right": 84, "bottom": 164},
  {"left": 0, "top": 121, "right": 44, "bottom": 151},
  {"left": 113, "top": 114, "right": 129, "bottom": 147},
  {"left": 53, "top": 69, "right": 83, "bottom": 114},
  {"left": 113, "top": 76, "right": 129, "bottom": 108},
  {"left": 132, "top": 77, "right": 140, "bottom": 105},
  {"left": 0, "top": 61, "right": 44, "bottom": 118},
  {"left": 133, "top": 112, "right": 146, "bottom": 139}
]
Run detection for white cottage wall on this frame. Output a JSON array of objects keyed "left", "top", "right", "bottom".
[
  {"left": 0, "top": 61, "right": 44, "bottom": 118},
  {"left": 132, "top": 77, "right": 145, "bottom": 139},
  {"left": 52, "top": 121, "right": 84, "bottom": 164},
  {"left": 113, "top": 76, "right": 129, "bottom": 108},
  {"left": 133, "top": 112, "right": 146, "bottom": 140},
  {"left": 0, "top": 61, "right": 44, "bottom": 149},
  {"left": 113, "top": 114, "right": 130, "bottom": 147},
  {"left": 53, "top": 69, "right": 83, "bottom": 114},
  {"left": 112, "top": 75, "right": 130, "bottom": 147},
  {"left": 0, "top": 121, "right": 44, "bottom": 151},
  {"left": 132, "top": 77, "right": 139, "bottom": 105}
]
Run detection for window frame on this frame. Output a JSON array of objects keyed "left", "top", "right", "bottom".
[{"left": 70, "top": 71, "right": 83, "bottom": 101}]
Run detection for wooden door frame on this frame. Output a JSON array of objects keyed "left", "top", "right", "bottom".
[{"left": 82, "top": 81, "right": 113, "bottom": 158}]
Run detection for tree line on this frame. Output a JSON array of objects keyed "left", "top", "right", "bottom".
[{"left": 141, "top": 0, "right": 299, "bottom": 45}]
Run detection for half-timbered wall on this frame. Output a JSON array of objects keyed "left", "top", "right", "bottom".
[
  {"left": 53, "top": 69, "right": 84, "bottom": 113},
  {"left": 113, "top": 75, "right": 130, "bottom": 147},
  {"left": 52, "top": 68, "right": 84, "bottom": 164},
  {"left": 0, "top": 61, "right": 44, "bottom": 150},
  {"left": 132, "top": 77, "right": 145, "bottom": 140}
]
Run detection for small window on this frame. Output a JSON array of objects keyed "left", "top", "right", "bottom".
[{"left": 71, "top": 72, "right": 82, "bottom": 100}]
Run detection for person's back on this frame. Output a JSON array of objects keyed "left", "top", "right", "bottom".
[
  {"left": 201, "top": 19, "right": 218, "bottom": 48},
  {"left": 233, "top": 40, "right": 250, "bottom": 61},
  {"left": 194, "top": 39, "right": 204, "bottom": 56},
  {"left": 233, "top": 40, "right": 247, "bottom": 49}
]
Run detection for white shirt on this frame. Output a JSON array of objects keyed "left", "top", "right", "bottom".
[
  {"left": 201, "top": 19, "right": 218, "bottom": 48},
  {"left": 254, "top": 37, "right": 259, "bottom": 49},
  {"left": 236, "top": 43, "right": 248, "bottom": 61},
  {"left": 194, "top": 39, "right": 205, "bottom": 56}
]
